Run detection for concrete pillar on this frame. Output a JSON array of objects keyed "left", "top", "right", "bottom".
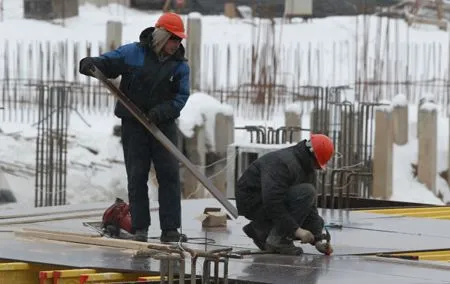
[
  {"left": 207, "top": 113, "right": 235, "bottom": 195},
  {"left": 417, "top": 93, "right": 435, "bottom": 138},
  {"left": 224, "top": 2, "right": 237, "bottom": 18},
  {"left": 186, "top": 13, "right": 202, "bottom": 91},
  {"left": 182, "top": 125, "right": 206, "bottom": 199},
  {"left": 392, "top": 94, "right": 408, "bottom": 145},
  {"left": 372, "top": 106, "right": 393, "bottom": 199},
  {"left": 418, "top": 102, "right": 437, "bottom": 194},
  {"left": 284, "top": 111, "right": 302, "bottom": 143},
  {"left": 106, "top": 21, "right": 122, "bottom": 51}
]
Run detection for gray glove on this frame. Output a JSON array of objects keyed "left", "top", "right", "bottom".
[
  {"left": 315, "top": 241, "right": 333, "bottom": 255},
  {"left": 294, "top": 228, "right": 315, "bottom": 244}
]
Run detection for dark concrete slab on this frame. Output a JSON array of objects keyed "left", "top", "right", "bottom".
[
  {"left": 0, "top": 198, "right": 450, "bottom": 282},
  {"left": 5, "top": 199, "right": 450, "bottom": 255},
  {"left": 1, "top": 236, "right": 449, "bottom": 284},
  {"left": 147, "top": 199, "right": 450, "bottom": 255},
  {"left": 227, "top": 254, "right": 450, "bottom": 284},
  {"left": 331, "top": 215, "right": 450, "bottom": 239}
]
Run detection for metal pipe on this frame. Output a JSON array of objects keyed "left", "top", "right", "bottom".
[
  {"left": 190, "top": 256, "right": 198, "bottom": 284},
  {"left": 345, "top": 172, "right": 372, "bottom": 208}
]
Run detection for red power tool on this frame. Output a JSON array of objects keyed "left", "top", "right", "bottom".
[{"left": 102, "top": 198, "right": 133, "bottom": 237}]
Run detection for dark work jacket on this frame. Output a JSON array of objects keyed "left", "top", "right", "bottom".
[
  {"left": 79, "top": 27, "right": 190, "bottom": 122},
  {"left": 235, "top": 140, "right": 316, "bottom": 237}
]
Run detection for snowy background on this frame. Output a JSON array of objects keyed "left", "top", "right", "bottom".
[{"left": 0, "top": 0, "right": 449, "bottom": 210}]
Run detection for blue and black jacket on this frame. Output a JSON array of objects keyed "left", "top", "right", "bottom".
[{"left": 80, "top": 27, "right": 190, "bottom": 123}]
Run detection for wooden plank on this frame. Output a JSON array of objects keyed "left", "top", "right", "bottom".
[
  {"left": 18, "top": 227, "right": 100, "bottom": 238},
  {"left": 14, "top": 228, "right": 172, "bottom": 251},
  {"left": 0, "top": 211, "right": 103, "bottom": 226},
  {"left": 0, "top": 203, "right": 111, "bottom": 220}
]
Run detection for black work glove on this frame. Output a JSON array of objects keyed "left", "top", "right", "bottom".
[
  {"left": 79, "top": 57, "right": 96, "bottom": 75},
  {"left": 147, "top": 108, "right": 161, "bottom": 125}
]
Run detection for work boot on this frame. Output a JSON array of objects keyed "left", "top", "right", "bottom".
[
  {"left": 265, "top": 228, "right": 304, "bottom": 255},
  {"left": 133, "top": 229, "right": 148, "bottom": 242},
  {"left": 243, "top": 222, "right": 269, "bottom": 251},
  {"left": 160, "top": 229, "right": 188, "bottom": 243}
]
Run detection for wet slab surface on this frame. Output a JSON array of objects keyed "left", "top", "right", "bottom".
[
  {"left": 227, "top": 254, "right": 450, "bottom": 284},
  {"left": 1, "top": 236, "right": 450, "bottom": 283},
  {"left": 2, "top": 199, "right": 450, "bottom": 254},
  {"left": 141, "top": 199, "right": 450, "bottom": 255},
  {"left": 1, "top": 199, "right": 450, "bottom": 283}
]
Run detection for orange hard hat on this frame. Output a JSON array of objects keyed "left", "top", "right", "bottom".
[
  {"left": 309, "top": 134, "right": 334, "bottom": 169},
  {"left": 155, "top": 12, "right": 187, "bottom": 39}
]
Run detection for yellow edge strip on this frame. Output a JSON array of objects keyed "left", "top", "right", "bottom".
[
  {"left": 361, "top": 207, "right": 450, "bottom": 219},
  {"left": 363, "top": 206, "right": 450, "bottom": 214}
]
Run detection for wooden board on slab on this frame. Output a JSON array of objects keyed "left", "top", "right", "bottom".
[
  {"left": 0, "top": 210, "right": 104, "bottom": 226},
  {"left": 14, "top": 228, "right": 172, "bottom": 251},
  {"left": 0, "top": 203, "right": 110, "bottom": 219}
]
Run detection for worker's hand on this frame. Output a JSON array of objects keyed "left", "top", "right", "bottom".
[
  {"left": 79, "top": 57, "right": 96, "bottom": 75},
  {"left": 294, "top": 228, "right": 315, "bottom": 244},
  {"left": 315, "top": 242, "right": 333, "bottom": 255},
  {"left": 147, "top": 108, "right": 161, "bottom": 125}
]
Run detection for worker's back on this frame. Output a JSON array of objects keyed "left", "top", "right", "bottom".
[{"left": 235, "top": 140, "right": 316, "bottom": 216}]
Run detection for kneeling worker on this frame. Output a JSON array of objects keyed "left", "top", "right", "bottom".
[{"left": 235, "top": 134, "right": 334, "bottom": 255}]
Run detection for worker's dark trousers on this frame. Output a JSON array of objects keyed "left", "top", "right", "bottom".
[
  {"left": 247, "top": 184, "right": 324, "bottom": 238},
  {"left": 121, "top": 118, "right": 181, "bottom": 232}
]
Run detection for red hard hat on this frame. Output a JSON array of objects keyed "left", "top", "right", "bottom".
[
  {"left": 309, "top": 134, "right": 334, "bottom": 169},
  {"left": 155, "top": 12, "right": 187, "bottom": 39}
]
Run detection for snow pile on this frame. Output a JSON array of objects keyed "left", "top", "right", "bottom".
[
  {"left": 178, "top": 92, "right": 233, "bottom": 152},
  {"left": 392, "top": 141, "right": 446, "bottom": 205},
  {"left": 285, "top": 102, "right": 304, "bottom": 115},
  {"left": 0, "top": 0, "right": 449, "bottom": 208},
  {"left": 420, "top": 92, "right": 436, "bottom": 103},
  {"left": 389, "top": 103, "right": 450, "bottom": 205},
  {"left": 392, "top": 94, "right": 408, "bottom": 107},
  {"left": 420, "top": 101, "right": 438, "bottom": 112},
  {"left": 188, "top": 12, "right": 202, "bottom": 19},
  {"left": 0, "top": 113, "right": 135, "bottom": 209}
]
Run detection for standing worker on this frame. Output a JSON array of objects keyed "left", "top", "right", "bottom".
[
  {"left": 79, "top": 13, "right": 190, "bottom": 243},
  {"left": 235, "top": 134, "right": 334, "bottom": 255}
]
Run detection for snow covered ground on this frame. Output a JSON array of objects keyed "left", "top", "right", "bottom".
[{"left": 0, "top": 0, "right": 449, "bottom": 210}]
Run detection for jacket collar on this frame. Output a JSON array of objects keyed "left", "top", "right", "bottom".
[
  {"left": 293, "top": 140, "right": 316, "bottom": 174},
  {"left": 138, "top": 27, "right": 187, "bottom": 61}
]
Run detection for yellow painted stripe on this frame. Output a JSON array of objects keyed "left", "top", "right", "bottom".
[
  {"left": 138, "top": 276, "right": 162, "bottom": 281},
  {"left": 0, "top": 262, "right": 37, "bottom": 284},
  {"left": 392, "top": 210, "right": 450, "bottom": 217},
  {"left": 419, "top": 254, "right": 450, "bottom": 261},
  {"left": 393, "top": 250, "right": 450, "bottom": 256},
  {"left": 138, "top": 276, "right": 161, "bottom": 279},
  {"left": 363, "top": 207, "right": 450, "bottom": 214},
  {"left": 361, "top": 206, "right": 450, "bottom": 220},
  {"left": 54, "top": 268, "right": 96, "bottom": 278},
  {"left": 80, "top": 272, "right": 124, "bottom": 283},
  {"left": 380, "top": 249, "right": 450, "bottom": 262},
  {"left": 0, "top": 262, "right": 31, "bottom": 271}
]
